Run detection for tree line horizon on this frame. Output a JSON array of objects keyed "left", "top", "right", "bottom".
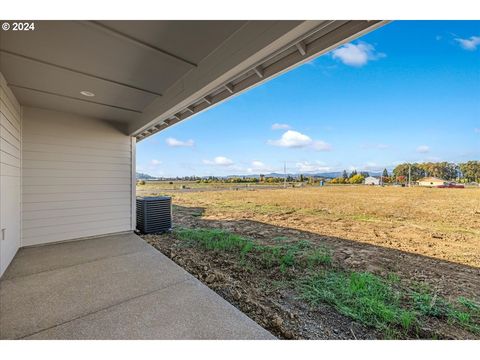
[{"left": 137, "top": 160, "right": 479, "bottom": 184}]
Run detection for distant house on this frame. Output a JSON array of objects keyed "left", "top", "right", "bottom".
[
  {"left": 364, "top": 176, "right": 380, "bottom": 185},
  {"left": 418, "top": 177, "right": 447, "bottom": 187}
]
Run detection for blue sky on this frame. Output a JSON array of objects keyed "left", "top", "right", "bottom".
[{"left": 137, "top": 21, "right": 480, "bottom": 177}]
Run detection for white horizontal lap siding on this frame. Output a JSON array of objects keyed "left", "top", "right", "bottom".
[
  {"left": 0, "top": 73, "right": 22, "bottom": 276},
  {"left": 22, "top": 107, "right": 133, "bottom": 246}
]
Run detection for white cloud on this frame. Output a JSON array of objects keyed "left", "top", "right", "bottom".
[
  {"left": 295, "top": 161, "right": 331, "bottom": 173},
  {"left": 268, "top": 130, "right": 312, "bottom": 148},
  {"left": 331, "top": 41, "right": 385, "bottom": 67},
  {"left": 455, "top": 36, "right": 480, "bottom": 51},
  {"left": 137, "top": 159, "right": 163, "bottom": 176},
  {"left": 474, "top": 128, "right": 480, "bottom": 133},
  {"left": 268, "top": 130, "right": 331, "bottom": 151},
  {"left": 246, "top": 160, "right": 274, "bottom": 173},
  {"left": 416, "top": 145, "right": 430, "bottom": 154},
  {"left": 165, "top": 137, "right": 195, "bottom": 147},
  {"left": 203, "top": 156, "right": 234, "bottom": 166},
  {"left": 252, "top": 160, "right": 266, "bottom": 168},
  {"left": 271, "top": 123, "right": 291, "bottom": 130}
]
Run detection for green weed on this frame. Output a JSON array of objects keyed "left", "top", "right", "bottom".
[
  {"left": 306, "top": 247, "right": 332, "bottom": 267},
  {"left": 174, "top": 228, "right": 253, "bottom": 252},
  {"left": 175, "top": 228, "right": 321, "bottom": 273},
  {"left": 299, "top": 271, "right": 417, "bottom": 337},
  {"left": 173, "top": 227, "right": 480, "bottom": 338}
]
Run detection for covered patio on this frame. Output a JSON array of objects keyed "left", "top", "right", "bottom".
[
  {"left": 0, "top": 232, "right": 273, "bottom": 339},
  {"left": 0, "top": 20, "right": 384, "bottom": 339}
]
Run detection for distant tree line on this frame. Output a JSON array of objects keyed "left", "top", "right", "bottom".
[
  {"left": 198, "top": 176, "right": 261, "bottom": 183},
  {"left": 198, "top": 175, "right": 321, "bottom": 184},
  {"left": 328, "top": 161, "right": 480, "bottom": 185},
  {"left": 392, "top": 161, "right": 480, "bottom": 183},
  {"left": 138, "top": 161, "right": 480, "bottom": 185},
  {"left": 330, "top": 170, "right": 367, "bottom": 184}
]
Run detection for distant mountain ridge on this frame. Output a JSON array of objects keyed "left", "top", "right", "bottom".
[
  {"left": 136, "top": 172, "right": 157, "bottom": 180},
  {"left": 226, "top": 171, "right": 384, "bottom": 179},
  {"left": 137, "top": 171, "right": 384, "bottom": 180}
]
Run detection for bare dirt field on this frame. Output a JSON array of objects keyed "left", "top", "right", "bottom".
[
  {"left": 156, "top": 186, "right": 480, "bottom": 268},
  {"left": 138, "top": 185, "right": 480, "bottom": 339},
  {"left": 136, "top": 180, "right": 290, "bottom": 194}
]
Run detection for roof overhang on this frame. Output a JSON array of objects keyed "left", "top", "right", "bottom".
[{"left": 0, "top": 20, "right": 388, "bottom": 140}]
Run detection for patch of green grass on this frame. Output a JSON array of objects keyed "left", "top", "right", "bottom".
[
  {"left": 410, "top": 290, "right": 480, "bottom": 334},
  {"left": 448, "top": 304, "right": 480, "bottom": 335},
  {"left": 351, "top": 214, "right": 379, "bottom": 222},
  {"left": 306, "top": 247, "right": 332, "bottom": 267},
  {"left": 386, "top": 272, "right": 401, "bottom": 284},
  {"left": 458, "top": 296, "right": 480, "bottom": 312},
  {"left": 300, "top": 270, "right": 480, "bottom": 338},
  {"left": 173, "top": 227, "right": 480, "bottom": 338},
  {"left": 256, "top": 241, "right": 310, "bottom": 272},
  {"left": 174, "top": 228, "right": 253, "bottom": 253},
  {"left": 174, "top": 228, "right": 328, "bottom": 273},
  {"left": 299, "top": 271, "right": 417, "bottom": 337},
  {"left": 411, "top": 291, "right": 450, "bottom": 318},
  {"left": 273, "top": 236, "right": 289, "bottom": 243}
]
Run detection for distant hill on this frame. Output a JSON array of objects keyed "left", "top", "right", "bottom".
[
  {"left": 136, "top": 171, "right": 385, "bottom": 180},
  {"left": 225, "top": 171, "right": 384, "bottom": 179},
  {"left": 136, "top": 172, "right": 156, "bottom": 180}
]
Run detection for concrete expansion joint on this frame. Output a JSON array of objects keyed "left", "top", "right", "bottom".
[{"left": 16, "top": 278, "right": 190, "bottom": 340}]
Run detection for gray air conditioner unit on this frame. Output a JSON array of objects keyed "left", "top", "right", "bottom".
[{"left": 136, "top": 196, "right": 172, "bottom": 234}]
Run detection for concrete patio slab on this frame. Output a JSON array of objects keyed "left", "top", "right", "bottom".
[
  {"left": 26, "top": 278, "right": 272, "bottom": 340},
  {"left": 0, "top": 233, "right": 273, "bottom": 340},
  {"left": 2, "top": 232, "right": 150, "bottom": 280}
]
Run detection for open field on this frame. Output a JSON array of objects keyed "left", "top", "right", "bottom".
[
  {"left": 138, "top": 184, "right": 480, "bottom": 339},
  {"left": 138, "top": 185, "right": 480, "bottom": 268},
  {"left": 136, "top": 180, "right": 295, "bottom": 193}
]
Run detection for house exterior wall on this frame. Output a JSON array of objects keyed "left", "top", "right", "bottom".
[
  {"left": 418, "top": 180, "right": 446, "bottom": 187},
  {"left": 0, "top": 73, "right": 22, "bottom": 276},
  {"left": 22, "top": 107, "right": 135, "bottom": 246},
  {"left": 364, "top": 177, "right": 380, "bottom": 185}
]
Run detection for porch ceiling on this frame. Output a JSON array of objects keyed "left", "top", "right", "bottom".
[{"left": 0, "top": 20, "right": 386, "bottom": 139}]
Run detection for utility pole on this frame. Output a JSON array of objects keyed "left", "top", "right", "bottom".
[
  {"left": 284, "top": 161, "right": 287, "bottom": 189},
  {"left": 408, "top": 165, "right": 411, "bottom": 187}
]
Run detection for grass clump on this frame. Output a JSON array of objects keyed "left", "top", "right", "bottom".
[
  {"left": 174, "top": 228, "right": 254, "bottom": 253},
  {"left": 174, "top": 228, "right": 329, "bottom": 273},
  {"left": 299, "top": 271, "right": 417, "bottom": 336},
  {"left": 410, "top": 290, "right": 480, "bottom": 334},
  {"left": 306, "top": 247, "right": 332, "bottom": 267},
  {"left": 173, "top": 227, "right": 480, "bottom": 338},
  {"left": 300, "top": 270, "right": 480, "bottom": 337}
]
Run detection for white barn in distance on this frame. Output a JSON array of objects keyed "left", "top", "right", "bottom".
[
  {"left": 418, "top": 177, "right": 447, "bottom": 187},
  {"left": 364, "top": 176, "right": 381, "bottom": 185}
]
